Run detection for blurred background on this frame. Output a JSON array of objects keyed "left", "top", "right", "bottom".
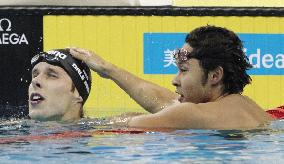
[{"left": 0, "top": 0, "right": 283, "bottom": 118}]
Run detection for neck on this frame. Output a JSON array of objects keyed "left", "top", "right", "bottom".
[
  {"left": 61, "top": 104, "right": 82, "bottom": 122},
  {"left": 214, "top": 92, "right": 229, "bottom": 101},
  {"left": 209, "top": 83, "right": 229, "bottom": 102}
]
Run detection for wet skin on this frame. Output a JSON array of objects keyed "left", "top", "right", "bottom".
[{"left": 29, "top": 62, "right": 82, "bottom": 121}]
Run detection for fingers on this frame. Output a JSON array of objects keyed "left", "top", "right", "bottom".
[
  {"left": 69, "top": 47, "right": 91, "bottom": 62},
  {"left": 69, "top": 48, "right": 84, "bottom": 61},
  {"left": 71, "top": 47, "right": 91, "bottom": 56},
  {"left": 68, "top": 47, "right": 111, "bottom": 79}
]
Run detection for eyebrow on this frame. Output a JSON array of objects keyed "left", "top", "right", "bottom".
[
  {"left": 178, "top": 62, "right": 189, "bottom": 68},
  {"left": 32, "top": 66, "right": 59, "bottom": 75},
  {"left": 46, "top": 67, "right": 59, "bottom": 74},
  {"left": 31, "top": 68, "right": 38, "bottom": 75}
]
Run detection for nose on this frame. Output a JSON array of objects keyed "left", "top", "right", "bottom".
[
  {"left": 172, "top": 72, "right": 180, "bottom": 87},
  {"left": 31, "top": 75, "right": 42, "bottom": 89}
]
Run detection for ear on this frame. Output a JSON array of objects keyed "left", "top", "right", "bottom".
[
  {"left": 75, "top": 96, "right": 83, "bottom": 103},
  {"left": 208, "top": 66, "right": 224, "bottom": 85},
  {"left": 73, "top": 89, "right": 83, "bottom": 103}
]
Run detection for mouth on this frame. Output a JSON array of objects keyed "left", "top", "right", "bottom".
[
  {"left": 175, "top": 91, "right": 185, "bottom": 103},
  {"left": 30, "top": 93, "right": 45, "bottom": 106}
]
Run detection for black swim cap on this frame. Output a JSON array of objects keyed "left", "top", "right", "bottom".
[{"left": 31, "top": 49, "right": 92, "bottom": 104}]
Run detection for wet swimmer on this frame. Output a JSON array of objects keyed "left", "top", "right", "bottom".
[
  {"left": 29, "top": 49, "right": 91, "bottom": 122},
  {"left": 70, "top": 25, "right": 272, "bottom": 130}
]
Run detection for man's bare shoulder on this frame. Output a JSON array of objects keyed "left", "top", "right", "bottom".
[
  {"left": 128, "top": 94, "right": 272, "bottom": 129},
  {"left": 161, "top": 94, "right": 271, "bottom": 129},
  {"left": 168, "top": 94, "right": 257, "bottom": 111},
  {"left": 166, "top": 94, "right": 265, "bottom": 113},
  {"left": 197, "top": 94, "right": 262, "bottom": 109}
]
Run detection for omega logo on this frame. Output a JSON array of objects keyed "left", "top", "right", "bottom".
[
  {"left": 0, "top": 18, "right": 29, "bottom": 45},
  {"left": 0, "top": 18, "right": 12, "bottom": 31}
]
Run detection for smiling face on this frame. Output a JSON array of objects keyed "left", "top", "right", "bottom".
[
  {"left": 28, "top": 62, "right": 81, "bottom": 121},
  {"left": 172, "top": 44, "right": 212, "bottom": 103}
]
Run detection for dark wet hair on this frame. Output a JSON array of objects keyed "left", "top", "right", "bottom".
[{"left": 184, "top": 25, "right": 252, "bottom": 94}]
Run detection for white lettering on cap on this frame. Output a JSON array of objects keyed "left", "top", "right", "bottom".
[
  {"left": 47, "top": 50, "right": 67, "bottom": 60},
  {"left": 31, "top": 55, "right": 40, "bottom": 64},
  {"left": 72, "top": 63, "right": 85, "bottom": 80},
  {"left": 84, "top": 81, "right": 90, "bottom": 93},
  {"left": 83, "top": 69, "right": 89, "bottom": 81}
]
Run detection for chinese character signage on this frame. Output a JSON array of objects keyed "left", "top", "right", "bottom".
[
  {"left": 143, "top": 33, "right": 284, "bottom": 75},
  {"left": 144, "top": 33, "right": 186, "bottom": 74}
]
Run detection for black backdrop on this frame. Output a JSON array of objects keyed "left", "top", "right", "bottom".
[{"left": 0, "top": 16, "right": 43, "bottom": 118}]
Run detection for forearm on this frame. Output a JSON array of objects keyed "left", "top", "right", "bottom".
[
  {"left": 69, "top": 48, "right": 177, "bottom": 113},
  {"left": 106, "top": 63, "right": 177, "bottom": 113}
]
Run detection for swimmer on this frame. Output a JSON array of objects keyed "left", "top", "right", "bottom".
[
  {"left": 70, "top": 25, "right": 272, "bottom": 129},
  {"left": 28, "top": 49, "right": 91, "bottom": 122}
]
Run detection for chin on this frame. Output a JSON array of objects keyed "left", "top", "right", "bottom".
[
  {"left": 29, "top": 109, "right": 46, "bottom": 120},
  {"left": 28, "top": 111, "right": 39, "bottom": 119}
]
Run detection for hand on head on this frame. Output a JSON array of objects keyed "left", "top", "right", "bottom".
[
  {"left": 69, "top": 48, "right": 92, "bottom": 62},
  {"left": 69, "top": 47, "right": 111, "bottom": 79},
  {"left": 29, "top": 48, "right": 92, "bottom": 122}
]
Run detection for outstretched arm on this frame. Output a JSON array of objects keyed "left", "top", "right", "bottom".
[
  {"left": 127, "top": 103, "right": 212, "bottom": 129},
  {"left": 70, "top": 48, "right": 178, "bottom": 113}
]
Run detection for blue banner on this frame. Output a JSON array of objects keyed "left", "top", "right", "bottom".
[{"left": 143, "top": 33, "right": 284, "bottom": 75}]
